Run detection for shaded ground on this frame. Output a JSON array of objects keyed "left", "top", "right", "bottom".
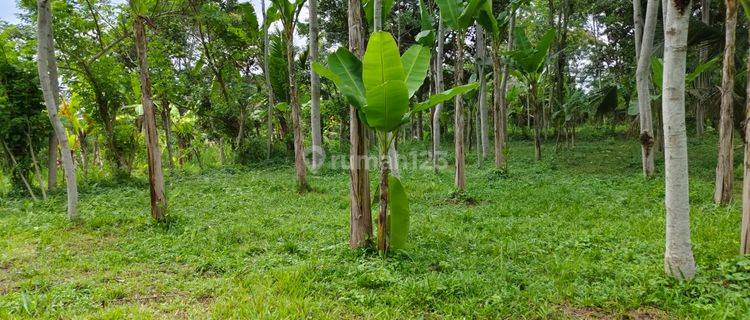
[{"left": 1, "top": 136, "right": 749, "bottom": 319}]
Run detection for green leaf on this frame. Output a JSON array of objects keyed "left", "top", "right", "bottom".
[
  {"left": 741, "top": 0, "right": 750, "bottom": 17},
  {"left": 328, "top": 48, "right": 367, "bottom": 109},
  {"left": 388, "top": 176, "right": 410, "bottom": 250},
  {"left": 458, "top": 0, "right": 485, "bottom": 28},
  {"left": 419, "top": 0, "right": 434, "bottom": 30},
  {"left": 415, "top": 30, "right": 435, "bottom": 47},
  {"left": 401, "top": 45, "right": 431, "bottom": 98},
  {"left": 412, "top": 82, "right": 479, "bottom": 113},
  {"left": 312, "top": 62, "right": 340, "bottom": 83},
  {"left": 364, "top": 80, "right": 410, "bottom": 132},
  {"left": 506, "top": 28, "right": 555, "bottom": 75},
  {"left": 435, "top": 0, "right": 463, "bottom": 28},
  {"left": 363, "top": 32, "right": 405, "bottom": 92},
  {"left": 275, "top": 102, "right": 290, "bottom": 112},
  {"left": 475, "top": 0, "right": 498, "bottom": 36},
  {"left": 686, "top": 55, "right": 720, "bottom": 83},
  {"left": 650, "top": 56, "right": 663, "bottom": 90}
]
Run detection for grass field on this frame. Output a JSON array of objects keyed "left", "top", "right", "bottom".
[{"left": 1, "top": 136, "right": 749, "bottom": 319}]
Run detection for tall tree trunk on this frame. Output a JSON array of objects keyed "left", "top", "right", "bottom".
[
  {"left": 635, "top": 0, "right": 659, "bottom": 178},
  {"left": 432, "top": 17, "right": 445, "bottom": 172},
  {"left": 714, "top": 0, "right": 736, "bottom": 205},
  {"left": 742, "top": 36, "right": 750, "bottom": 255},
  {"left": 133, "top": 12, "right": 168, "bottom": 221},
  {"left": 161, "top": 98, "right": 174, "bottom": 169},
  {"left": 476, "top": 24, "right": 489, "bottom": 162},
  {"left": 47, "top": 132, "right": 57, "bottom": 191},
  {"left": 532, "top": 80, "right": 542, "bottom": 161},
  {"left": 310, "top": 0, "right": 323, "bottom": 172},
  {"left": 696, "top": 0, "right": 711, "bottom": 136},
  {"left": 36, "top": 0, "right": 78, "bottom": 220},
  {"left": 348, "top": 0, "right": 372, "bottom": 249},
  {"left": 262, "top": 0, "right": 275, "bottom": 159},
  {"left": 633, "top": 0, "right": 644, "bottom": 62},
  {"left": 493, "top": 11, "right": 514, "bottom": 170},
  {"left": 286, "top": 28, "right": 309, "bottom": 192},
  {"left": 662, "top": 0, "right": 696, "bottom": 280},
  {"left": 377, "top": 134, "right": 390, "bottom": 254},
  {"left": 454, "top": 30, "right": 466, "bottom": 191}
]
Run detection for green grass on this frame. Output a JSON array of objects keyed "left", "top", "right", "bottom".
[{"left": 1, "top": 136, "right": 750, "bottom": 319}]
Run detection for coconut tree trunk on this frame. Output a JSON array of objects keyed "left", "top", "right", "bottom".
[
  {"left": 476, "top": 24, "right": 489, "bottom": 162},
  {"left": 262, "top": 0, "right": 275, "bottom": 159},
  {"left": 432, "top": 17, "right": 445, "bottom": 172},
  {"left": 348, "top": 0, "right": 372, "bottom": 249},
  {"left": 285, "top": 27, "right": 309, "bottom": 192},
  {"left": 635, "top": 0, "right": 659, "bottom": 178},
  {"left": 742, "top": 38, "right": 750, "bottom": 255},
  {"left": 36, "top": 0, "right": 78, "bottom": 220},
  {"left": 310, "top": 0, "right": 323, "bottom": 172},
  {"left": 133, "top": 12, "right": 168, "bottom": 221},
  {"left": 662, "top": 0, "right": 696, "bottom": 280},
  {"left": 454, "top": 30, "right": 466, "bottom": 191},
  {"left": 714, "top": 0, "right": 736, "bottom": 205}
]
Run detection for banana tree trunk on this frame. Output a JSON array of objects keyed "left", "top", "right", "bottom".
[
  {"left": 36, "top": 0, "right": 78, "bottom": 220},
  {"left": 714, "top": 0, "right": 737, "bottom": 205},
  {"left": 348, "top": 0, "right": 372, "bottom": 249},
  {"left": 742, "top": 38, "right": 750, "bottom": 255},
  {"left": 662, "top": 0, "right": 696, "bottom": 280}
]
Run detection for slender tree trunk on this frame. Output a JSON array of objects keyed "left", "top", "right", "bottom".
[
  {"left": 262, "top": 0, "right": 275, "bottom": 159},
  {"left": 133, "top": 13, "right": 168, "bottom": 221},
  {"left": 377, "top": 135, "right": 390, "bottom": 254},
  {"left": 47, "top": 134, "right": 57, "bottom": 191},
  {"left": 696, "top": 0, "right": 711, "bottom": 136},
  {"left": 662, "top": 0, "right": 696, "bottom": 280},
  {"left": 310, "top": 0, "right": 323, "bottom": 172},
  {"left": 348, "top": 0, "right": 372, "bottom": 249},
  {"left": 494, "top": 11, "right": 514, "bottom": 170},
  {"left": 635, "top": 0, "right": 659, "bottom": 178},
  {"left": 285, "top": 27, "right": 309, "bottom": 192},
  {"left": 36, "top": 0, "right": 78, "bottom": 220},
  {"left": 161, "top": 99, "right": 174, "bottom": 169},
  {"left": 432, "top": 17, "right": 445, "bottom": 172},
  {"left": 476, "top": 24, "right": 489, "bottom": 162},
  {"left": 633, "top": 0, "right": 644, "bottom": 63},
  {"left": 532, "top": 80, "right": 542, "bottom": 161},
  {"left": 714, "top": 0, "right": 737, "bottom": 205},
  {"left": 454, "top": 30, "right": 466, "bottom": 191},
  {"left": 742, "top": 37, "right": 750, "bottom": 255}
]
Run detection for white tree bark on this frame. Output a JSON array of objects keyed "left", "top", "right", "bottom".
[
  {"left": 36, "top": 0, "right": 78, "bottom": 220},
  {"left": 635, "top": 0, "right": 658, "bottom": 178},
  {"left": 714, "top": 0, "right": 736, "bottom": 205},
  {"left": 662, "top": 0, "right": 696, "bottom": 280},
  {"left": 309, "top": 0, "right": 323, "bottom": 172}
]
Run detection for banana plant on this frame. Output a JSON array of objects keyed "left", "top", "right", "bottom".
[
  {"left": 314, "top": 32, "right": 478, "bottom": 253},
  {"left": 505, "top": 27, "right": 555, "bottom": 161}
]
